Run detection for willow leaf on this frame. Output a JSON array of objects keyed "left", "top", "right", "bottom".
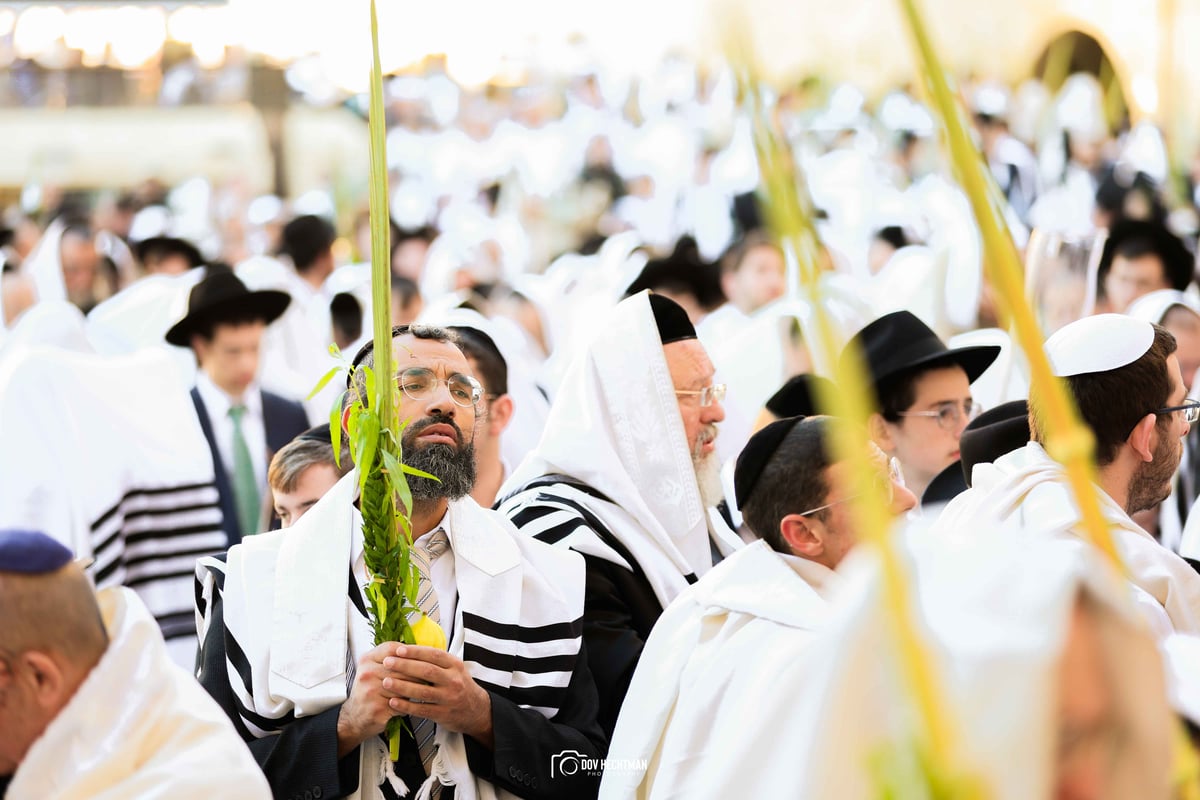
[
  {"left": 329, "top": 398, "right": 344, "bottom": 469},
  {"left": 398, "top": 463, "right": 438, "bottom": 481},
  {"left": 306, "top": 365, "right": 342, "bottom": 401}
]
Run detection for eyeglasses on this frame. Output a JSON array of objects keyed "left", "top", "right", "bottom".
[
  {"left": 1155, "top": 400, "right": 1200, "bottom": 424},
  {"left": 896, "top": 399, "right": 982, "bottom": 431},
  {"left": 798, "top": 457, "right": 906, "bottom": 516},
  {"left": 674, "top": 383, "right": 727, "bottom": 407},
  {"left": 396, "top": 367, "right": 483, "bottom": 407}
]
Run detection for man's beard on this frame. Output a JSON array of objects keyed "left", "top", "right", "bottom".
[
  {"left": 692, "top": 423, "right": 724, "bottom": 508},
  {"left": 1127, "top": 427, "right": 1182, "bottom": 515},
  {"left": 403, "top": 417, "right": 477, "bottom": 502}
]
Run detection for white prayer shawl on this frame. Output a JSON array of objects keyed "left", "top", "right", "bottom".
[
  {"left": 19, "top": 217, "right": 67, "bottom": 305},
  {"left": 500, "top": 291, "right": 742, "bottom": 609},
  {"left": 84, "top": 268, "right": 203, "bottom": 390},
  {"left": 7, "top": 587, "right": 269, "bottom": 800},
  {"left": 935, "top": 442, "right": 1200, "bottom": 636},
  {"left": 0, "top": 345, "right": 225, "bottom": 666},
  {"left": 199, "top": 470, "right": 586, "bottom": 800},
  {"left": 788, "top": 525, "right": 1172, "bottom": 799},
  {"left": 600, "top": 542, "right": 837, "bottom": 799}
]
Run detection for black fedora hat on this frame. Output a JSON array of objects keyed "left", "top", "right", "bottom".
[
  {"left": 921, "top": 460, "right": 968, "bottom": 508},
  {"left": 958, "top": 399, "right": 1030, "bottom": 487},
  {"left": 133, "top": 235, "right": 205, "bottom": 271},
  {"left": 165, "top": 267, "right": 290, "bottom": 346},
  {"left": 1097, "top": 220, "right": 1194, "bottom": 293},
  {"left": 764, "top": 374, "right": 837, "bottom": 419},
  {"left": 843, "top": 311, "right": 1000, "bottom": 389}
]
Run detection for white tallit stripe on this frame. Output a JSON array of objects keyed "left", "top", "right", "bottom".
[
  {"left": 95, "top": 506, "right": 224, "bottom": 541},
  {"left": 463, "top": 629, "right": 582, "bottom": 660},
  {"left": 93, "top": 484, "right": 222, "bottom": 521},
  {"left": 466, "top": 662, "right": 573, "bottom": 692}
]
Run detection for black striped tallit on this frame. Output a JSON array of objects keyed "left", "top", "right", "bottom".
[
  {"left": 194, "top": 550, "right": 584, "bottom": 742},
  {"left": 92, "top": 481, "right": 226, "bottom": 642}
]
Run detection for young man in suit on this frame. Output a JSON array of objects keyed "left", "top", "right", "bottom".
[{"left": 166, "top": 267, "right": 310, "bottom": 545}]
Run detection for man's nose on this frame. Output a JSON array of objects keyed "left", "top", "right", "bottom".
[
  {"left": 890, "top": 482, "right": 918, "bottom": 515},
  {"left": 424, "top": 383, "right": 458, "bottom": 417}
]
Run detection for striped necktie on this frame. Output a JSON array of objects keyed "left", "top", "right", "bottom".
[
  {"left": 409, "top": 530, "right": 450, "bottom": 789},
  {"left": 228, "top": 405, "right": 260, "bottom": 538}
]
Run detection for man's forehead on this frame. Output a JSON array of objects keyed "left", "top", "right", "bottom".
[
  {"left": 664, "top": 339, "right": 715, "bottom": 379},
  {"left": 392, "top": 335, "right": 471, "bottom": 372}
]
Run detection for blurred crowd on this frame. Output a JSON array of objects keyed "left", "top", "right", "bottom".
[{"left": 6, "top": 57, "right": 1200, "bottom": 799}]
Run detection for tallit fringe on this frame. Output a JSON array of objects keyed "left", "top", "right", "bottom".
[
  {"left": 415, "top": 750, "right": 456, "bottom": 800},
  {"left": 369, "top": 737, "right": 410, "bottom": 797}
]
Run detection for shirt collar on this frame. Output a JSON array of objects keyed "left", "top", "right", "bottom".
[
  {"left": 195, "top": 370, "right": 261, "bottom": 417},
  {"left": 351, "top": 505, "right": 452, "bottom": 567}
]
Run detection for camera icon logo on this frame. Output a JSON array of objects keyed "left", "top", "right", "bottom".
[{"left": 550, "top": 749, "right": 585, "bottom": 778}]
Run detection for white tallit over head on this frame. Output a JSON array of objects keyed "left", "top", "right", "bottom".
[
  {"left": 502, "top": 290, "right": 717, "bottom": 580},
  {"left": 789, "top": 523, "right": 1172, "bottom": 799},
  {"left": 19, "top": 217, "right": 67, "bottom": 305}
]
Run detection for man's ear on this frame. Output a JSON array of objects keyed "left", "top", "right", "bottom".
[
  {"left": 487, "top": 395, "right": 515, "bottom": 437},
  {"left": 780, "top": 513, "right": 824, "bottom": 560},
  {"left": 868, "top": 412, "right": 894, "bottom": 453},
  {"left": 18, "top": 651, "right": 66, "bottom": 708},
  {"left": 340, "top": 404, "right": 354, "bottom": 437},
  {"left": 1127, "top": 413, "right": 1158, "bottom": 462},
  {"left": 189, "top": 334, "right": 207, "bottom": 363}
]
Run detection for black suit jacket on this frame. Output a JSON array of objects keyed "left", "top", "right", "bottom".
[
  {"left": 196, "top": 559, "right": 607, "bottom": 800},
  {"left": 190, "top": 386, "right": 309, "bottom": 546}
]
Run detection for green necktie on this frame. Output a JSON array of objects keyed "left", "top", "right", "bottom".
[{"left": 228, "top": 405, "right": 260, "bottom": 537}]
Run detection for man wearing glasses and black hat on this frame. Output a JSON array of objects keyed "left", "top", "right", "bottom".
[
  {"left": 843, "top": 310, "right": 1000, "bottom": 502},
  {"left": 166, "top": 266, "right": 310, "bottom": 545}
]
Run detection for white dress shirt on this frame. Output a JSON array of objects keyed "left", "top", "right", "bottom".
[
  {"left": 351, "top": 508, "right": 458, "bottom": 641},
  {"left": 194, "top": 371, "right": 268, "bottom": 490}
]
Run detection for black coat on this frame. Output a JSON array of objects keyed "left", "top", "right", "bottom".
[
  {"left": 195, "top": 556, "right": 607, "bottom": 800},
  {"left": 498, "top": 477, "right": 701, "bottom": 739},
  {"left": 190, "top": 386, "right": 309, "bottom": 546}
]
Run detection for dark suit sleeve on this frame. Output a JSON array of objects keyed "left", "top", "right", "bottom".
[
  {"left": 195, "top": 571, "right": 361, "bottom": 800},
  {"left": 464, "top": 640, "right": 607, "bottom": 800},
  {"left": 577, "top": 556, "right": 650, "bottom": 739}
]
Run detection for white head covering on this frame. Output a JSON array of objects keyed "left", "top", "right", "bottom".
[
  {"left": 19, "top": 217, "right": 67, "bottom": 305},
  {"left": 502, "top": 291, "right": 715, "bottom": 578},
  {"left": 1045, "top": 314, "right": 1155, "bottom": 377},
  {"left": 1126, "top": 289, "right": 1200, "bottom": 326},
  {"left": 0, "top": 301, "right": 91, "bottom": 356},
  {"left": 789, "top": 524, "right": 1172, "bottom": 798}
]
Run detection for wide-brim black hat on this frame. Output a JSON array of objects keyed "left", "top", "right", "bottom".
[
  {"left": 921, "top": 460, "right": 968, "bottom": 508},
  {"left": 1098, "top": 220, "right": 1194, "bottom": 293},
  {"left": 133, "top": 235, "right": 205, "bottom": 271},
  {"left": 165, "top": 267, "right": 290, "bottom": 346},
  {"left": 959, "top": 399, "right": 1030, "bottom": 487},
  {"left": 844, "top": 310, "right": 1000, "bottom": 389},
  {"left": 765, "top": 374, "right": 837, "bottom": 419}
]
